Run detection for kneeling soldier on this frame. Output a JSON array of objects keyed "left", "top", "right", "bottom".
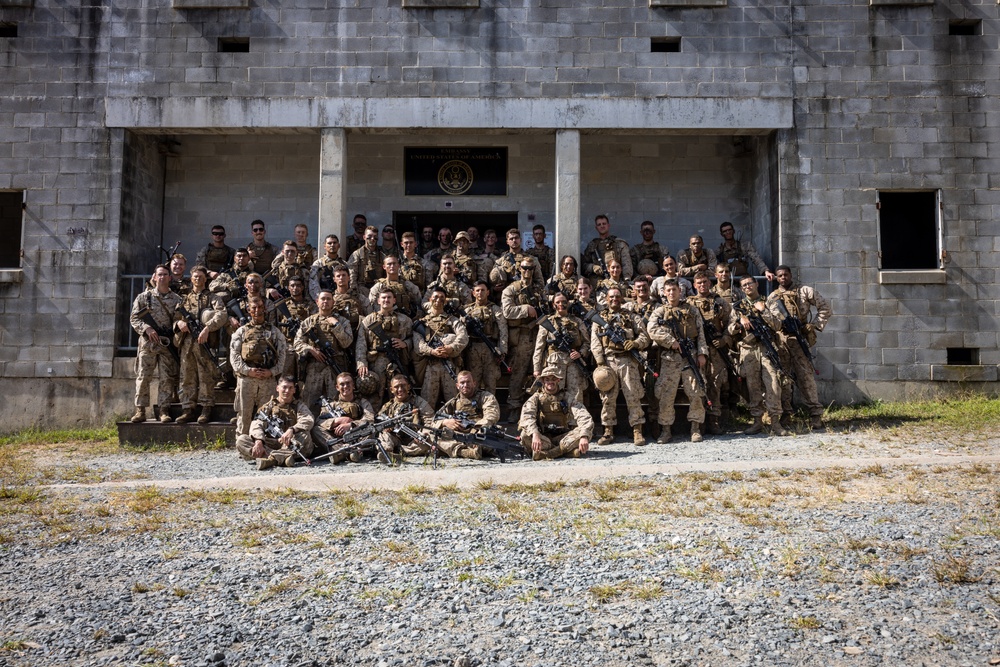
[
  {"left": 235, "top": 376, "right": 314, "bottom": 470},
  {"left": 519, "top": 366, "right": 593, "bottom": 461}
]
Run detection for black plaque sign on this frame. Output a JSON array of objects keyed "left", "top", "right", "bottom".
[{"left": 404, "top": 147, "right": 508, "bottom": 196}]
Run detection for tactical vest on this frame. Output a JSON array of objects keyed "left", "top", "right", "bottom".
[
  {"left": 420, "top": 313, "right": 454, "bottom": 341},
  {"left": 264, "top": 400, "right": 299, "bottom": 432},
  {"left": 382, "top": 399, "right": 421, "bottom": 426},
  {"left": 689, "top": 295, "right": 725, "bottom": 331},
  {"left": 774, "top": 288, "right": 804, "bottom": 323},
  {"left": 327, "top": 399, "right": 361, "bottom": 420},
  {"left": 374, "top": 280, "right": 412, "bottom": 316},
  {"left": 632, "top": 242, "right": 662, "bottom": 265},
  {"left": 717, "top": 243, "right": 749, "bottom": 277},
  {"left": 170, "top": 277, "right": 192, "bottom": 297},
  {"left": 332, "top": 293, "right": 363, "bottom": 329},
  {"left": 537, "top": 393, "right": 570, "bottom": 433},
  {"left": 366, "top": 314, "right": 405, "bottom": 361},
  {"left": 629, "top": 300, "right": 656, "bottom": 325},
  {"left": 430, "top": 278, "right": 464, "bottom": 303},
  {"left": 679, "top": 249, "right": 709, "bottom": 269},
  {"left": 399, "top": 257, "right": 425, "bottom": 290},
  {"left": 449, "top": 393, "right": 484, "bottom": 420},
  {"left": 592, "top": 237, "right": 623, "bottom": 268},
  {"left": 203, "top": 245, "right": 233, "bottom": 272},
  {"left": 454, "top": 255, "right": 477, "bottom": 285},
  {"left": 276, "top": 262, "right": 303, "bottom": 288},
  {"left": 599, "top": 310, "right": 636, "bottom": 352},
  {"left": 182, "top": 290, "right": 215, "bottom": 318},
  {"left": 241, "top": 324, "right": 278, "bottom": 369},
  {"left": 659, "top": 305, "right": 700, "bottom": 340},
  {"left": 546, "top": 316, "right": 582, "bottom": 356},
  {"left": 508, "top": 280, "right": 544, "bottom": 328},
  {"left": 315, "top": 257, "right": 344, "bottom": 292},
  {"left": 305, "top": 313, "right": 346, "bottom": 348},
  {"left": 466, "top": 304, "right": 499, "bottom": 338},
  {"left": 357, "top": 247, "right": 384, "bottom": 288}
]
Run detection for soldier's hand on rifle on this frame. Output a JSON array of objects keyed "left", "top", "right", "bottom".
[
  {"left": 251, "top": 440, "right": 267, "bottom": 458},
  {"left": 526, "top": 306, "right": 538, "bottom": 319},
  {"left": 670, "top": 341, "right": 682, "bottom": 352},
  {"left": 739, "top": 316, "right": 751, "bottom": 330},
  {"left": 697, "top": 353, "right": 707, "bottom": 369},
  {"left": 267, "top": 288, "right": 282, "bottom": 300},
  {"left": 442, "top": 418, "right": 464, "bottom": 432},
  {"left": 432, "top": 346, "right": 451, "bottom": 358},
  {"left": 145, "top": 328, "right": 162, "bottom": 346},
  {"left": 531, "top": 432, "right": 544, "bottom": 452},
  {"left": 279, "top": 428, "right": 294, "bottom": 447},
  {"left": 569, "top": 350, "right": 581, "bottom": 360},
  {"left": 333, "top": 422, "right": 352, "bottom": 436},
  {"left": 391, "top": 337, "right": 407, "bottom": 349},
  {"left": 177, "top": 321, "right": 190, "bottom": 334},
  {"left": 623, "top": 340, "right": 636, "bottom": 352},
  {"left": 804, "top": 323, "right": 815, "bottom": 334},
  {"left": 229, "top": 316, "right": 240, "bottom": 328},
  {"left": 579, "top": 437, "right": 590, "bottom": 455},
  {"left": 310, "top": 347, "right": 325, "bottom": 363},
  {"left": 197, "top": 329, "right": 210, "bottom": 345},
  {"left": 711, "top": 338, "right": 724, "bottom": 350}
]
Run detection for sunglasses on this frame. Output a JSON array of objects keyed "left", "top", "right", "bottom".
[{"left": 252, "top": 228, "right": 265, "bottom": 233}]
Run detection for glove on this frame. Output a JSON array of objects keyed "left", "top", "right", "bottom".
[
  {"left": 593, "top": 266, "right": 604, "bottom": 277},
  {"left": 623, "top": 340, "right": 636, "bottom": 352},
  {"left": 804, "top": 323, "right": 815, "bottom": 334}
]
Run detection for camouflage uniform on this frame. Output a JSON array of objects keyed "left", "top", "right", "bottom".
[
  {"left": 590, "top": 309, "right": 650, "bottom": 429},
  {"left": 686, "top": 293, "right": 733, "bottom": 422},
  {"left": 625, "top": 299, "right": 659, "bottom": 427},
  {"left": 169, "top": 276, "right": 192, "bottom": 297},
  {"left": 422, "top": 277, "right": 472, "bottom": 312},
  {"left": 272, "top": 259, "right": 305, "bottom": 293},
  {"left": 308, "top": 255, "right": 347, "bottom": 301},
  {"left": 295, "top": 243, "right": 316, "bottom": 268},
  {"left": 582, "top": 236, "right": 632, "bottom": 282},
  {"left": 421, "top": 246, "right": 453, "bottom": 280},
  {"left": 345, "top": 234, "right": 365, "bottom": 258},
  {"left": 462, "top": 302, "right": 508, "bottom": 396},
  {"left": 501, "top": 279, "right": 546, "bottom": 406},
  {"left": 767, "top": 284, "right": 832, "bottom": 420},
  {"left": 630, "top": 242, "right": 667, "bottom": 275},
  {"left": 716, "top": 239, "right": 770, "bottom": 279},
  {"left": 377, "top": 393, "right": 436, "bottom": 457},
  {"left": 248, "top": 242, "right": 278, "bottom": 273},
  {"left": 230, "top": 320, "right": 286, "bottom": 436},
  {"left": 489, "top": 251, "right": 543, "bottom": 294},
  {"left": 399, "top": 255, "right": 427, "bottom": 292},
  {"left": 526, "top": 243, "right": 555, "bottom": 279},
  {"left": 711, "top": 282, "right": 744, "bottom": 305},
  {"left": 347, "top": 246, "right": 386, "bottom": 291},
  {"left": 473, "top": 250, "right": 500, "bottom": 292},
  {"left": 595, "top": 278, "right": 633, "bottom": 309},
  {"left": 647, "top": 303, "right": 709, "bottom": 431},
  {"left": 650, "top": 275, "right": 693, "bottom": 303},
  {"left": 130, "top": 289, "right": 182, "bottom": 412},
  {"left": 431, "top": 390, "right": 501, "bottom": 458},
  {"left": 549, "top": 272, "right": 581, "bottom": 303},
  {"left": 235, "top": 398, "right": 314, "bottom": 466},
  {"left": 355, "top": 310, "right": 414, "bottom": 412},
  {"left": 275, "top": 297, "right": 316, "bottom": 379},
  {"left": 676, "top": 247, "right": 718, "bottom": 279},
  {"left": 176, "top": 290, "right": 226, "bottom": 412},
  {"left": 533, "top": 314, "right": 589, "bottom": 404},
  {"left": 368, "top": 278, "right": 422, "bottom": 320},
  {"left": 452, "top": 252, "right": 479, "bottom": 287},
  {"left": 195, "top": 244, "right": 236, "bottom": 275},
  {"left": 413, "top": 312, "right": 468, "bottom": 408},
  {"left": 293, "top": 312, "right": 354, "bottom": 414},
  {"left": 519, "top": 388, "right": 594, "bottom": 460},
  {"left": 310, "top": 395, "right": 375, "bottom": 461},
  {"left": 730, "top": 296, "right": 784, "bottom": 422},
  {"left": 209, "top": 264, "right": 251, "bottom": 301}
]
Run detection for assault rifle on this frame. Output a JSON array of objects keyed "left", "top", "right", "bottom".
[
  {"left": 771, "top": 297, "right": 818, "bottom": 374},
  {"left": 262, "top": 268, "right": 290, "bottom": 300},
  {"left": 702, "top": 318, "right": 737, "bottom": 380},
  {"left": 392, "top": 419, "right": 441, "bottom": 469},
  {"left": 447, "top": 304, "right": 511, "bottom": 374},
  {"left": 311, "top": 409, "right": 416, "bottom": 465},
  {"left": 518, "top": 273, "right": 551, "bottom": 319},
  {"left": 584, "top": 310, "right": 658, "bottom": 378},
  {"left": 367, "top": 320, "right": 415, "bottom": 383},
  {"left": 413, "top": 320, "right": 457, "bottom": 380},
  {"left": 536, "top": 316, "right": 589, "bottom": 375},
  {"left": 225, "top": 293, "right": 249, "bottom": 326},
  {"left": 301, "top": 326, "right": 345, "bottom": 376},
  {"left": 593, "top": 242, "right": 610, "bottom": 278},
  {"left": 254, "top": 409, "right": 311, "bottom": 466},
  {"left": 175, "top": 304, "right": 225, "bottom": 372},
  {"left": 134, "top": 303, "right": 181, "bottom": 364},
  {"left": 659, "top": 316, "right": 711, "bottom": 407},
  {"left": 734, "top": 298, "right": 790, "bottom": 382}
]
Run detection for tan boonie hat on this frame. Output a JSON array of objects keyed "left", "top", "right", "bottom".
[
  {"left": 454, "top": 231, "right": 471, "bottom": 242},
  {"left": 540, "top": 365, "right": 564, "bottom": 381}
]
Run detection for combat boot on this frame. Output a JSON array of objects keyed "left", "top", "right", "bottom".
[
  {"left": 175, "top": 408, "right": 197, "bottom": 424},
  {"left": 256, "top": 457, "right": 276, "bottom": 471},
  {"left": 811, "top": 414, "right": 825, "bottom": 431},
  {"left": 780, "top": 412, "right": 793, "bottom": 429},
  {"left": 632, "top": 426, "right": 646, "bottom": 447},
  {"left": 656, "top": 427, "right": 673, "bottom": 444},
  {"left": 130, "top": 407, "right": 146, "bottom": 423},
  {"left": 690, "top": 422, "right": 703, "bottom": 443},
  {"left": 197, "top": 406, "right": 212, "bottom": 424},
  {"left": 771, "top": 422, "right": 789, "bottom": 437},
  {"left": 158, "top": 408, "right": 173, "bottom": 424},
  {"left": 597, "top": 426, "right": 614, "bottom": 446},
  {"left": 744, "top": 417, "right": 764, "bottom": 435},
  {"left": 460, "top": 446, "right": 483, "bottom": 460},
  {"left": 706, "top": 416, "right": 722, "bottom": 435}
]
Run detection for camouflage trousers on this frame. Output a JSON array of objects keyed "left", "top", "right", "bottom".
[
  {"left": 134, "top": 339, "right": 179, "bottom": 409},
  {"left": 518, "top": 425, "right": 589, "bottom": 460},
  {"left": 704, "top": 347, "right": 730, "bottom": 418},
  {"left": 542, "top": 351, "right": 588, "bottom": 405},
  {"left": 598, "top": 353, "right": 646, "bottom": 427},
  {"left": 779, "top": 336, "right": 822, "bottom": 417},
  {"left": 380, "top": 429, "right": 434, "bottom": 457},
  {"left": 178, "top": 339, "right": 220, "bottom": 410},
  {"left": 465, "top": 342, "right": 501, "bottom": 396},
  {"left": 507, "top": 327, "right": 536, "bottom": 405},
  {"left": 234, "top": 376, "right": 275, "bottom": 437},
  {"left": 235, "top": 432, "right": 313, "bottom": 466},
  {"left": 654, "top": 357, "right": 706, "bottom": 427},
  {"left": 739, "top": 346, "right": 782, "bottom": 419},
  {"left": 301, "top": 360, "right": 338, "bottom": 416},
  {"left": 358, "top": 356, "right": 392, "bottom": 414},
  {"left": 432, "top": 434, "right": 481, "bottom": 458},
  {"left": 419, "top": 359, "right": 459, "bottom": 409}
]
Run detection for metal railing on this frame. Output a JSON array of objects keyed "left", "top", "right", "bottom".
[{"left": 116, "top": 274, "right": 151, "bottom": 354}]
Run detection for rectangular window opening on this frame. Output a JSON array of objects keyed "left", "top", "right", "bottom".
[
  {"left": 949, "top": 20, "right": 981, "bottom": 36},
  {"left": 218, "top": 37, "right": 250, "bottom": 53},
  {"left": 0, "top": 23, "right": 18, "bottom": 38},
  {"left": 651, "top": 37, "right": 682, "bottom": 53},
  {"left": 0, "top": 192, "right": 24, "bottom": 269},
  {"left": 946, "top": 348, "right": 979, "bottom": 365},
  {"left": 877, "top": 190, "right": 940, "bottom": 270}
]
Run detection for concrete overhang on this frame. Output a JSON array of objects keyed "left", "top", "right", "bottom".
[{"left": 104, "top": 97, "right": 793, "bottom": 134}]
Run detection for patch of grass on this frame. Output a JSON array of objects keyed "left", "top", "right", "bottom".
[
  {"left": 788, "top": 615, "right": 822, "bottom": 630},
  {"left": 382, "top": 540, "right": 424, "bottom": 565},
  {"left": 333, "top": 495, "right": 365, "bottom": 519},
  {"left": 589, "top": 582, "right": 626, "bottom": 603},
  {"left": 250, "top": 574, "right": 304, "bottom": 605},
  {"left": 494, "top": 498, "right": 540, "bottom": 523},
  {"left": 0, "top": 424, "right": 119, "bottom": 448},
  {"left": 475, "top": 478, "right": 495, "bottom": 491},
  {"left": 932, "top": 553, "right": 982, "bottom": 584},
  {"left": 863, "top": 569, "right": 900, "bottom": 588},
  {"left": 676, "top": 560, "right": 724, "bottom": 583},
  {"left": 827, "top": 394, "right": 1000, "bottom": 443},
  {"left": 0, "top": 639, "right": 33, "bottom": 652}
]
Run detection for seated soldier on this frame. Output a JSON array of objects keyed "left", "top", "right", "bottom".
[
  {"left": 431, "top": 371, "right": 501, "bottom": 460},
  {"left": 377, "top": 375, "right": 436, "bottom": 460},
  {"left": 518, "top": 366, "right": 593, "bottom": 461},
  {"left": 235, "top": 376, "right": 314, "bottom": 470},
  {"left": 311, "top": 373, "right": 376, "bottom": 463}
]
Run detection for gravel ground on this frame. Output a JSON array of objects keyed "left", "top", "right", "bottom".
[{"left": 2, "top": 427, "right": 999, "bottom": 667}]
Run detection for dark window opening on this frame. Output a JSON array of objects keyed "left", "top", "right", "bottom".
[
  {"left": 0, "top": 23, "right": 17, "bottom": 38},
  {"left": 218, "top": 37, "right": 250, "bottom": 53},
  {"left": 949, "top": 20, "right": 981, "bottom": 36},
  {"left": 877, "top": 191, "right": 939, "bottom": 270},
  {"left": 651, "top": 37, "right": 681, "bottom": 53},
  {"left": 0, "top": 192, "right": 24, "bottom": 268},
  {"left": 946, "top": 348, "right": 978, "bottom": 365}
]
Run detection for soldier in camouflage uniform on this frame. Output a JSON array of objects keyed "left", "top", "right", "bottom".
[
  {"left": 380, "top": 225, "right": 401, "bottom": 259},
  {"left": 195, "top": 225, "right": 235, "bottom": 280},
  {"left": 311, "top": 372, "right": 376, "bottom": 463},
  {"left": 596, "top": 258, "right": 633, "bottom": 309},
  {"left": 230, "top": 298, "right": 287, "bottom": 436},
  {"left": 574, "top": 278, "right": 598, "bottom": 313},
  {"left": 519, "top": 366, "right": 593, "bottom": 461},
  {"left": 225, "top": 273, "right": 276, "bottom": 331},
  {"left": 548, "top": 255, "right": 581, "bottom": 303},
  {"left": 431, "top": 371, "right": 501, "bottom": 459},
  {"left": 582, "top": 214, "right": 633, "bottom": 283},
  {"left": 368, "top": 254, "right": 422, "bottom": 320},
  {"left": 533, "top": 292, "right": 589, "bottom": 404},
  {"left": 377, "top": 375, "right": 436, "bottom": 458},
  {"left": 717, "top": 221, "right": 774, "bottom": 281},
  {"left": 174, "top": 266, "right": 226, "bottom": 424},
  {"left": 266, "top": 241, "right": 305, "bottom": 300},
  {"left": 168, "top": 254, "right": 192, "bottom": 297},
  {"left": 624, "top": 276, "right": 659, "bottom": 437},
  {"left": 731, "top": 275, "right": 787, "bottom": 436},
  {"left": 247, "top": 220, "right": 278, "bottom": 274},
  {"left": 650, "top": 256, "right": 693, "bottom": 303},
  {"left": 130, "top": 265, "right": 182, "bottom": 423},
  {"left": 501, "top": 257, "right": 547, "bottom": 408},
  {"left": 294, "top": 289, "right": 354, "bottom": 415},
  {"left": 275, "top": 275, "right": 316, "bottom": 380},
  {"left": 647, "top": 279, "right": 709, "bottom": 443},
  {"left": 356, "top": 289, "right": 413, "bottom": 413},
  {"left": 711, "top": 263, "right": 744, "bottom": 305},
  {"left": 345, "top": 214, "right": 368, "bottom": 259},
  {"left": 309, "top": 234, "right": 346, "bottom": 301},
  {"left": 423, "top": 255, "right": 472, "bottom": 312},
  {"left": 452, "top": 232, "right": 479, "bottom": 287},
  {"left": 629, "top": 221, "right": 667, "bottom": 276},
  {"left": 677, "top": 235, "right": 718, "bottom": 279},
  {"left": 462, "top": 280, "right": 507, "bottom": 396},
  {"left": 422, "top": 227, "right": 455, "bottom": 280},
  {"left": 414, "top": 287, "right": 469, "bottom": 409},
  {"left": 330, "top": 265, "right": 369, "bottom": 334},
  {"left": 591, "top": 287, "right": 650, "bottom": 446},
  {"left": 490, "top": 228, "right": 543, "bottom": 301},
  {"left": 687, "top": 272, "right": 734, "bottom": 434},
  {"left": 210, "top": 247, "right": 253, "bottom": 302},
  {"left": 474, "top": 229, "right": 501, "bottom": 292},
  {"left": 399, "top": 232, "right": 427, "bottom": 293},
  {"left": 347, "top": 225, "right": 386, "bottom": 292},
  {"left": 526, "top": 224, "right": 555, "bottom": 280},
  {"left": 766, "top": 265, "right": 832, "bottom": 430},
  {"left": 292, "top": 224, "right": 316, "bottom": 268},
  {"left": 236, "top": 376, "right": 314, "bottom": 470}
]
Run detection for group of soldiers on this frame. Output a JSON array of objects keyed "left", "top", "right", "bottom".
[{"left": 128, "top": 214, "right": 832, "bottom": 471}]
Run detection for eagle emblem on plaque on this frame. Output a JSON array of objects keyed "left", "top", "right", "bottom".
[{"left": 437, "top": 160, "right": 474, "bottom": 195}]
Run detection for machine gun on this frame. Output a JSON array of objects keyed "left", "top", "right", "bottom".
[
  {"left": 734, "top": 298, "right": 791, "bottom": 382},
  {"left": 311, "top": 409, "right": 417, "bottom": 465},
  {"left": 429, "top": 413, "right": 525, "bottom": 463},
  {"left": 254, "top": 409, "right": 311, "bottom": 466},
  {"left": 391, "top": 419, "right": 441, "bottom": 469},
  {"left": 536, "top": 316, "right": 589, "bottom": 375},
  {"left": 367, "top": 320, "right": 415, "bottom": 383},
  {"left": 301, "top": 326, "right": 345, "bottom": 375},
  {"left": 157, "top": 241, "right": 181, "bottom": 265},
  {"left": 134, "top": 303, "right": 181, "bottom": 364},
  {"left": 771, "top": 296, "right": 818, "bottom": 374},
  {"left": 175, "top": 304, "right": 225, "bottom": 372},
  {"left": 412, "top": 320, "right": 457, "bottom": 380},
  {"left": 447, "top": 304, "right": 511, "bottom": 374},
  {"left": 659, "top": 316, "right": 711, "bottom": 407},
  {"left": 584, "top": 310, "right": 658, "bottom": 378}
]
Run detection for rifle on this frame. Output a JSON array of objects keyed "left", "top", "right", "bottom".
[
  {"left": 702, "top": 317, "right": 738, "bottom": 380},
  {"left": 175, "top": 304, "right": 225, "bottom": 372},
  {"left": 412, "top": 320, "right": 458, "bottom": 380},
  {"left": 733, "top": 298, "right": 791, "bottom": 382},
  {"left": 428, "top": 416, "right": 525, "bottom": 463},
  {"left": 592, "top": 242, "right": 610, "bottom": 278},
  {"left": 367, "top": 320, "right": 415, "bottom": 383},
  {"left": 771, "top": 296, "right": 818, "bottom": 374},
  {"left": 536, "top": 316, "right": 589, "bottom": 375},
  {"left": 273, "top": 298, "right": 303, "bottom": 341},
  {"left": 254, "top": 409, "right": 311, "bottom": 466},
  {"left": 447, "top": 304, "right": 511, "bottom": 374},
  {"left": 301, "top": 325, "right": 345, "bottom": 376},
  {"left": 134, "top": 302, "right": 181, "bottom": 364},
  {"left": 390, "top": 418, "right": 440, "bottom": 469},
  {"left": 659, "top": 315, "right": 711, "bottom": 407},
  {"left": 584, "top": 310, "right": 658, "bottom": 378},
  {"left": 158, "top": 241, "right": 181, "bottom": 265},
  {"left": 311, "top": 409, "right": 416, "bottom": 465}
]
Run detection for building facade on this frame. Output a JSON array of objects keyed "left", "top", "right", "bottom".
[{"left": 0, "top": 0, "right": 997, "bottom": 428}]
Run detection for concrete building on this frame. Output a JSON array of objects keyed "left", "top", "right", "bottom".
[{"left": 0, "top": 0, "right": 997, "bottom": 429}]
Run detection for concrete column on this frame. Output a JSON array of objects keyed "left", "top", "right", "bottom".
[
  {"left": 318, "top": 128, "right": 347, "bottom": 251},
  {"left": 554, "top": 129, "right": 581, "bottom": 263}
]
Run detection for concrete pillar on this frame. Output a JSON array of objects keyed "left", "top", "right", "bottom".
[
  {"left": 318, "top": 128, "right": 347, "bottom": 252},
  {"left": 554, "top": 129, "right": 581, "bottom": 263}
]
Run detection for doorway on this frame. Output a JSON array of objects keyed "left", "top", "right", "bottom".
[{"left": 392, "top": 211, "right": 519, "bottom": 243}]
